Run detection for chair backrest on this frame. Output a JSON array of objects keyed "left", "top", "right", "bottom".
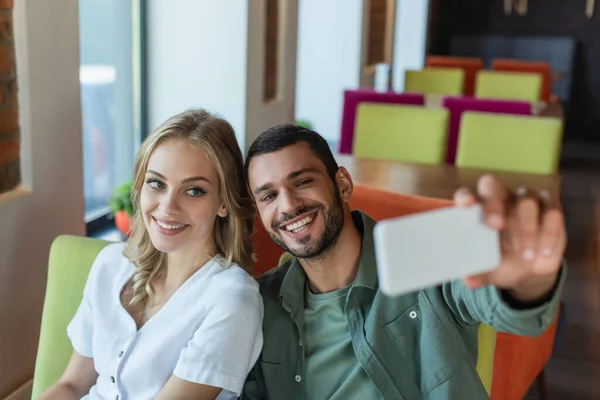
[
  {"left": 404, "top": 68, "right": 465, "bottom": 96},
  {"left": 338, "top": 89, "right": 425, "bottom": 154},
  {"left": 251, "top": 214, "right": 287, "bottom": 277},
  {"left": 32, "top": 235, "right": 111, "bottom": 399},
  {"left": 492, "top": 58, "right": 552, "bottom": 103},
  {"left": 353, "top": 103, "right": 449, "bottom": 164},
  {"left": 456, "top": 112, "right": 563, "bottom": 175},
  {"left": 475, "top": 70, "right": 543, "bottom": 103},
  {"left": 441, "top": 97, "right": 532, "bottom": 164},
  {"left": 426, "top": 55, "right": 483, "bottom": 96}
]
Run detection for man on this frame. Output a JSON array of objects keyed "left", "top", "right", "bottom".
[{"left": 242, "top": 124, "right": 565, "bottom": 399}]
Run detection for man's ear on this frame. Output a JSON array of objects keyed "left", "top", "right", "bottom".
[{"left": 335, "top": 167, "right": 353, "bottom": 202}]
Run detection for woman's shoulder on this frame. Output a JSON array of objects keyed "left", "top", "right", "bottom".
[
  {"left": 204, "top": 256, "right": 259, "bottom": 295},
  {"left": 88, "top": 242, "right": 133, "bottom": 281}
]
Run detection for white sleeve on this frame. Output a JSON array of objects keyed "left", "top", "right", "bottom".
[
  {"left": 173, "top": 275, "right": 264, "bottom": 396},
  {"left": 65, "top": 245, "right": 111, "bottom": 358}
]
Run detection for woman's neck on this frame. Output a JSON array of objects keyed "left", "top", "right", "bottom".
[{"left": 161, "top": 240, "right": 215, "bottom": 295}]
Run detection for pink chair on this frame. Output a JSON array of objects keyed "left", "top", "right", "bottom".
[
  {"left": 442, "top": 97, "right": 532, "bottom": 164},
  {"left": 338, "top": 89, "right": 425, "bottom": 154}
]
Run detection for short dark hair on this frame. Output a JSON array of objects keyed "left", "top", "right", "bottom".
[{"left": 244, "top": 123, "right": 339, "bottom": 182}]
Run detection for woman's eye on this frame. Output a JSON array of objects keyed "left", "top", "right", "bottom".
[
  {"left": 186, "top": 187, "right": 206, "bottom": 197},
  {"left": 146, "top": 179, "right": 164, "bottom": 189}
]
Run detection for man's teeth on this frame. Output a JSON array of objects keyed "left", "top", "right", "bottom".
[
  {"left": 284, "top": 216, "right": 313, "bottom": 233},
  {"left": 156, "top": 220, "right": 186, "bottom": 230}
]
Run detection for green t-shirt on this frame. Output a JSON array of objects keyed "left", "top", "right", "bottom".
[{"left": 304, "top": 282, "right": 383, "bottom": 400}]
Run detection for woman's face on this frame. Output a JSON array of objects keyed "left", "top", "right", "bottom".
[{"left": 139, "top": 138, "right": 226, "bottom": 255}]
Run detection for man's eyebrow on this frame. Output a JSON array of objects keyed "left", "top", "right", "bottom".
[
  {"left": 253, "top": 182, "right": 273, "bottom": 195},
  {"left": 287, "top": 167, "right": 319, "bottom": 180},
  {"left": 252, "top": 168, "right": 319, "bottom": 196}
]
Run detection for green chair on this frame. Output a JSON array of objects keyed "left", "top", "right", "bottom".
[
  {"left": 32, "top": 235, "right": 111, "bottom": 399},
  {"left": 353, "top": 103, "right": 449, "bottom": 165},
  {"left": 404, "top": 68, "right": 465, "bottom": 96},
  {"left": 456, "top": 112, "right": 563, "bottom": 175},
  {"left": 475, "top": 71, "right": 543, "bottom": 103}
]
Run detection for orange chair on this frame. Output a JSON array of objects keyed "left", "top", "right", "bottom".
[
  {"left": 492, "top": 59, "right": 554, "bottom": 103},
  {"left": 426, "top": 55, "right": 484, "bottom": 96},
  {"left": 250, "top": 184, "right": 558, "bottom": 399}
]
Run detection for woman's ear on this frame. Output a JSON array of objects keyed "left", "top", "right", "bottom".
[
  {"left": 217, "top": 204, "right": 228, "bottom": 218},
  {"left": 335, "top": 167, "right": 353, "bottom": 202}
]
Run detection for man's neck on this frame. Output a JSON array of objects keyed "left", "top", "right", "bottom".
[{"left": 301, "top": 210, "right": 362, "bottom": 294}]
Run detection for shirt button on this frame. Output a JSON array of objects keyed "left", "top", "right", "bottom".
[
  {"left": 111, "top": 376, "right": 115, "bottom": 383},
  {"left": 118, "top": 351, "right": 124, "bottom": 357},
  {"left": 409, "top": 310, "right": 418, "bottom": 319},
  {"left": 295, "top": 375, "right": 302, "bottom": 382},
  {"left": 298, "top": 339, "right": 303, "bottom": 347}
]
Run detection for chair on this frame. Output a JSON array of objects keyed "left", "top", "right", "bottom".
[
  {"left": 338, "top": 89, "right": 425, "bottom": 155},
  {"left": 456, "top": 112, "right": 563, "bottom": 175},
  {"left": 492, "top": 58, "right": 553, "bottom": 103},
  {"left": 353, "top": 103, "right": 449, "bottom": 164},
  {"left": 441, "top": 97, "right": 532, "bottom": 164},
  {"left": 475, "top": 70, "right": 543, "bottom": 103},
  {"left": 426, "top": 55, "right": 483, "bottom": 96},
  {"left": 404, "top": 68, "right": 465, "bottom": 96},
  {"left": 32, "top": 235, "right": 111, "bottom": 399}
]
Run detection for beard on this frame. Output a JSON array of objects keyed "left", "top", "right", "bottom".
[{"left": 268, "top": 189, "right": 345, "bottom": 261}]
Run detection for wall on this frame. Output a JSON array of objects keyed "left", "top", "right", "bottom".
[
  {"left": 295, "top": 0, "right": 363, "bottom": 143},
  {"left": 0, "top": 0, "right": 84, "bottom": 397},
  {"left": 146, "top": 0, "right": 249, "bottom": 148},
  {"left": 430, "top": 0, "right": 600, "bottom": 141},
  {"left": 245, "top": 0, "right": 298, "bottom": 153},
  {"left": 0, "top": 0, "right": 18, "bottom": 194},
  {"left": 392, "top": 0, "right": 430, "bottom": 91}
]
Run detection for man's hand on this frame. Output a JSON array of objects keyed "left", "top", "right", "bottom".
[{"left": 454, "top": 175, "right": 566, "bottom": 303}]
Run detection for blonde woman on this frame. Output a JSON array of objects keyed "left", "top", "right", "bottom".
[{"left": 40, "top": 109, "right": 263, "bottom": 400}]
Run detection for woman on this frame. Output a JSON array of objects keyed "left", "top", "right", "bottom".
[{"left": 40, "top": 109, "right": 263, "bottom": 399}]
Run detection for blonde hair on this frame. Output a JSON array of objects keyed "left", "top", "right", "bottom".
[{"left": 124, "top": 109, "right": 255, "bottom": 307}]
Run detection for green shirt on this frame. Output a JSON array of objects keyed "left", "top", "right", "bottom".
[
  {"left": 304, "top": 283, "right": 383, "bottom": 400},
  {"left": 243, "top": 211, "right": 565, "bottom": 400}
]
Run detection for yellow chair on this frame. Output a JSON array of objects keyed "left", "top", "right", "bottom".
[
  {"left": 475, "top": 70, "right": 543, "bottom": 103},
  {"left": 404, "top": 68, "right": 465, "bottom": 96},
  {"left": 353, "top": 103, "right": 449, "bottom": 165},
  {"left": 32, "top": 236, "right": 111, "bottom": 398},
  {"left": 456, "top": 112, "right": 563, "bottom": 175}
]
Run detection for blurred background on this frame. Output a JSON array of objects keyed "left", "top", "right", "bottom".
[{"left": 0, "top": 1, "right": 598, "bottom": 399}]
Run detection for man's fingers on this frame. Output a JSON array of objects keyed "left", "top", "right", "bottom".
[
  {"left": 477, "top": 175, "right": 508, "bottom": 230},
  {"left": 454, "top": 187, "right": 477, "bottom": 207}
]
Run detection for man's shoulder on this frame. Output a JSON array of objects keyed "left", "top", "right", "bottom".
[{"left": 255, "top": 259, "right": 295, "bottom": 300}]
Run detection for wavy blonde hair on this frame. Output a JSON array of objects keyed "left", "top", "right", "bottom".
[{"left": 124, "top": 109, "right": 255, "bottom": 307}]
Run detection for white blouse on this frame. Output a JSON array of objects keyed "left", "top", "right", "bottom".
[{"left": 67, "top": 242, "right": 263, "bottom": 400}]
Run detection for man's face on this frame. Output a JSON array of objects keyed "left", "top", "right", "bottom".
[{"left": 248, "top": 142, "right": 345, "bottom": 259}]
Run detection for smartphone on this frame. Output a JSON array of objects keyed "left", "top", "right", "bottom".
[{"left": 373, "top": 204, "right": 500, "bottom": 297}]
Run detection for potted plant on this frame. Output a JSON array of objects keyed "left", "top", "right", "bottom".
[
  {"left": 296, "top": 119, "right": 313, "bottom": 130},
  {"left": 109, "top": 180, "right": 134, "bottom": 236}
]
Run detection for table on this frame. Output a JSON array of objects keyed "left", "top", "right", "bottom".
[{"left": 335, "top": 154, "right": 562, "bottom": 201}]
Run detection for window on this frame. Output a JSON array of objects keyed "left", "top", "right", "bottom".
[{"left": 78, "top": 0, "right": 144, "bottom": 232}]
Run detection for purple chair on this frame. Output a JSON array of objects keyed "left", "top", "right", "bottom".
[
  {"left": 338, "top": 89, "right": 425, "bottom": 154},
  {"left": 442, "top": 97, "right": 532, "bottom": 164}
]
